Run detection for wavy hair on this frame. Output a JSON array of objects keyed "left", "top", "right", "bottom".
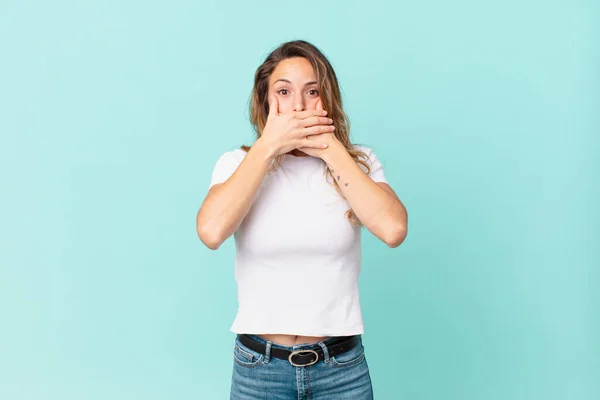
[{"left": 241, "top": 40, "right": 371, "bottom": 225}]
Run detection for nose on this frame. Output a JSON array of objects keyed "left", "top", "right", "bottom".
[{"left": 292, "top": 93, "right": 305, "bottom": 112}]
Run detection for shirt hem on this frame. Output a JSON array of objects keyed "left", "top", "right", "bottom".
[{"left": 230, "top": 326, "right": 365, "bottom": 337}]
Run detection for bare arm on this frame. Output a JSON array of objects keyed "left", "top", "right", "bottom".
[
  {"left": 196, "top": 95, "right": 334, "bottom": 250},
  {"left": 297, "top": 101, "right": 408, "bottom": 248},
  {"left": 322, "top": 146, "right": 408, "bottom": 248},
  {"left": 196, "top": 141, "right": 273, "bottom": 250}
]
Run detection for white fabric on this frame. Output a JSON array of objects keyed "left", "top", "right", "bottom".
[{"left": 208, "top": 145, "right": 388, "bottom": 336}]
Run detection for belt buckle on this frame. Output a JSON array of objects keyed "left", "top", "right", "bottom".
[{"left": 288, "top": 349, "right": 319, "bottom": 367}]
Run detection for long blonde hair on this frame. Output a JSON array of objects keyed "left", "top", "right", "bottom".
[{"left": 241, "top": 40, "right": 371, "bottom": 226}]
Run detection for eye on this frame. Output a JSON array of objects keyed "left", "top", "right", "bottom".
[
  {"left": 277, "top": 88, "right": 289, "bottom": 95},
  {"left": 308, "top": 89, "right": 319, "bottom": 96}
]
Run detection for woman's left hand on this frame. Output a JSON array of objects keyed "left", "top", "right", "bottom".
[{"left": 297, "top": 99, "right": 344, "bottom": 159}]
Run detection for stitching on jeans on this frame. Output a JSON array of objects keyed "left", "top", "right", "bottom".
[
  {"left": 331, "top": 352, "right": 365, "bottom": 368},
  {"left": 234, "top": 344, "right": 254, "bottom": 361},
  {"left": 296, "top": 366, "right": 302, "bottom": 400},
  {"left": 233, "top": 351, "right": 264, "bottom": 368},
  {"left": 234, "top": 345, "right": 263, "bottom": 367},
  {"left": 306, "top": 365, "right": 312, "bottom": 399},
  {"left": 331, "top": 345, "right": 365, "bottom": 368}
]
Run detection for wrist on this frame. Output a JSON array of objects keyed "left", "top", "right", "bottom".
[
  {"left": 321, "top": 140, "right": 347, "bottom": 165},
  {"left": 253, "top": 137, "right": 278, "bottom": 161}
]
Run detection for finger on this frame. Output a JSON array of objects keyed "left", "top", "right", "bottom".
[
  {"left": 298, "top": 124, "right": 336, "bottom": 137},
  {"left": 297, "top": 138, "right": 328, "bottom": 149},
  {"left": 298, "top": 116, "right": 333, "bottom": 128},
  {"left": 294, "top": 109, "right": 327, "bottom": 119},
  {"left": 305, "top": 132, "right": 335, "bottom": 139},
  {"left": 268, "top": 95, "right": 279, "bottom": 119}
]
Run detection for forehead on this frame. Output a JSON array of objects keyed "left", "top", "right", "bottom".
[{"left": 269, "top": 57, "right": 316, "bottom": 85}]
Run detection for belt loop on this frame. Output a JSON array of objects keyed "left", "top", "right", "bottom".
[
  {"left": 264, "top": 340, "right": 272, "bottom": 363},
  {"left": 317, "top": 340, "right": 330, "bottom": 363}
]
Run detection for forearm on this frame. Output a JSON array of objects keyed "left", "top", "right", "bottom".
[
  {"left": 196, "top": 141, "right": 273, "bottom": 249},
  {"left": 322, "top": 147, "right": 407, "bottom": 247}
]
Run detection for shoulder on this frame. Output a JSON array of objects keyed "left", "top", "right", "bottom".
[
  {"left": 219, "top": 148, "right": 248, "bottom": 160},
  {"left": 351, "top": 144, "right": 388, "bottom": 181},
  {"left": 209, "top": 148, "right": 250, "bottom": 187},
  {"left": 214, "top": 148, "right": 248, "bottom": 165},
  {"left": 210, "top": 148, "right": 248, "bottom": 174},
  {"left": 351, "top": 144, "right": 383, "bottom": 164},
  {"left": 351, "top": 143, "right": 374, "bottom": 154}
]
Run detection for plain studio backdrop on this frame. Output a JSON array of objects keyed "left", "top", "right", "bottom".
[{"left": 0, "top": 1, "right": 598, "bottom": 399}]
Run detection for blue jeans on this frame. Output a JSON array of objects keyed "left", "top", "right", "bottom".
[{"left": 230, "top": 334, "right": 374, "bottom": 399}]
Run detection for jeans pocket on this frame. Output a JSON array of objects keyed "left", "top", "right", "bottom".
[
  {"left": 233, "top": 337, "right": 264, "bottom": 368},
  {"left": 330, "top": 341, "right": 365, "bottom": 368}
]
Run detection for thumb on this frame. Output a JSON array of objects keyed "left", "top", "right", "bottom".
[
  {"left": 268, "top": 95, "right": 279, "bottom": 119},
  {"left": 316, "top": 98, "right": 324, "bottom": 111}
]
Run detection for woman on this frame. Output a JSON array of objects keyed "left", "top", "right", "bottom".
[{"left": 196, "top": 40, "right": 407, "bottom": 399}]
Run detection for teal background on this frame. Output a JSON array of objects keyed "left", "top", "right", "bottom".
[{"left": 1, "top": 0, "right": 598, "bottom": 399}]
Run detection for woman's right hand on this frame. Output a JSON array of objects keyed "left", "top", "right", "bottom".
[{"left": 256, "top": 95, "right": 336, "bottom": 158}]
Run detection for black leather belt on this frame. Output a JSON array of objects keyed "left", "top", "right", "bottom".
[{"left": 237, "top": 334, "right": 360, "bottom": 367}]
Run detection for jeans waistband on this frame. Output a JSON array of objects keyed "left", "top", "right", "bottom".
[{"left": 239, "top": 333, "right": 359, "bottom": 351}]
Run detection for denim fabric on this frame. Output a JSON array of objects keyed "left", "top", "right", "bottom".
[{"left": 230, "top": 334, "right": 374, "bottom": 399}]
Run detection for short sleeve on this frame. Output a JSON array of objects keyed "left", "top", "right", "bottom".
[
  {"left": 209, "top": 149, "right": 246, "bottom": 189},
  {"left": 355, "top": 145, "right": 388, "bottom": 184}
]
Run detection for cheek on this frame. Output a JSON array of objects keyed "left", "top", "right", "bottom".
[{"left": 275, "top": 96, "right": 294, "bottom": 113}]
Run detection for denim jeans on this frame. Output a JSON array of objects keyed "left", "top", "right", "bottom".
[{"left": 230, "top": 334, "right": 374, "bottom": 399}]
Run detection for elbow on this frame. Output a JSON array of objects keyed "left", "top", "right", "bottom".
[
  {"left": 384, "top": 226, "right": 407, "bottom": 248},
  {"left": 196, "top": 208, "right": 226, "bottom": 250},
  {"left": 202, "top": 237, "right": 222, "bottom": 251},
  {"left": 196, "top": 224, "right": 224, "bottom": 250}
]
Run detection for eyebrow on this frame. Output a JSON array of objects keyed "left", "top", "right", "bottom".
[{"left": 273, "top": 79, "right": 318, "bottom": 87}]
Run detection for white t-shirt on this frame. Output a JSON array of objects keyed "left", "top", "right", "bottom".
[{"left": 208, "top": 144, "right": 388, "bottom": 336}]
